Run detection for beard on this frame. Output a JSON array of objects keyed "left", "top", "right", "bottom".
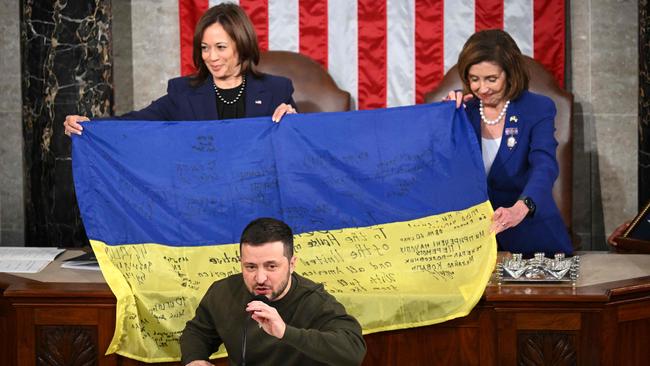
[
  {"left": 250, "top": 270, "right": 292, "bottom": 301},
  {"left": 269, "top": 273, "right": 290, "bottom": 301}
]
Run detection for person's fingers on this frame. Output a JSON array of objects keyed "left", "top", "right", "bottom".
[
  {"left": 442, "top": 91, "right": 463, "bottom": 108},
  {"left": 490, "top": 219, "right": 507, "bottom": 233},
  {"left": 64, "top": 115, "right": 89, "bottom": 136},
  {"left": 272, "top": 104, "right": 297, "bottom": 123},
  {"left": 490, "top": 207, "right": 511, "bottom": 233},
  {"left": 454, "top": 91, "right": 463, "bottom": 108},
  {"left": 607, "top": 221, "right": 631, "bottom": 246},
  {"left": 272, "top": 104, "right": 288, "bottom": 122}
]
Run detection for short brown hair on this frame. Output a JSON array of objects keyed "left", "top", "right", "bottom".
[
  {"left": 457, "top": 29, "right": 529, "bottom": 101},
  {"left": 240, "top": 218, "right": 294, "bottom": 260},
  {"left": 191, "top": 3, "right": 261, "bottom": 86}
]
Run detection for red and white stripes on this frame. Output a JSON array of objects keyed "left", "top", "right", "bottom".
[{"left": 180, "top": 0, "right": 565, "bottom": 110}]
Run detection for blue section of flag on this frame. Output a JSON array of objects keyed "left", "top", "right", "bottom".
[{"left": 72, "top": 102, "right": 486, "bottom": 246}]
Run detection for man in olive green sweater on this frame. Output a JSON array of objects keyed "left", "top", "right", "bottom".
[{"left": 180, "top": 218, "right": 366, "bottom": 366}]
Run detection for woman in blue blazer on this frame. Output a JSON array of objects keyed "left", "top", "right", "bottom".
[
  {"left": 63, "top": 3, "right": 296, "bottom": 135},
  {"left": 446, "top": 30, "right": 572, "bottom": 256}
]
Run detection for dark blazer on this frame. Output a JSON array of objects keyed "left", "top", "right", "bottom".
[
  {"left": 465, "top": 90, "right": 572, "bottom": 255},
  {"left": 117, "top": 72, "right": 296, "bottom": 121}
]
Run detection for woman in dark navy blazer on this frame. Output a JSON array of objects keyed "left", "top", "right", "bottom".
[
  {"left": 63, "top": 3, "right": 296, "bottom": 135},
  {"left": 446, "top": 30, "right": 572, "bottom": 256}
]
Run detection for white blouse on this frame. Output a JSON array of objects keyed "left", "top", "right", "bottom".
[{"left": 481, "top": 136, "right": 502, "bottom": 176}]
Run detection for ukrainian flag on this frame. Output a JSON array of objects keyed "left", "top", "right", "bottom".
[{"left": 73, "top": 102, "right": 496, "bottom": 362}]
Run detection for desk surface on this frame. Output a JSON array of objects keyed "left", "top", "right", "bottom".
[
  {"left": 5, "top": 249, "right": 106, "bottom": 283},
  {"left": 5, "top": 250, "right": 650, "bottom": 288}
]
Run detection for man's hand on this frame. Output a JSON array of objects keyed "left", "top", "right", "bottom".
[
  {"left": 246, "top": 300, "right": 286, "bottom": 339},
  {"left": 185, "top": 361, "right": 214, "bottom": 366},
  {"left": 607, "top": 221, "right": 631, "bottom": 247}
]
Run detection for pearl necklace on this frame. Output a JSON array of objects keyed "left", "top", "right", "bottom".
[
  {"left": 479, "top": 100, "right": 510, "bottom": 125},
  {"left": 213, "top": 77, "right": 246, "bottom": 105}
]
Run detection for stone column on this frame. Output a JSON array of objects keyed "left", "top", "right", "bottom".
[
  {"left": 0, "top": 0, "right": 23, "bottom": 245},
  {"left": 21, "top": 0, "right": 113, "bottom": 246},
  {"left": 640, "top": 0, "right": 650, "bottom": 206}
]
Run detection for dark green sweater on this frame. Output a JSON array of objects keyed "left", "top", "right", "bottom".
[{"left": 180, "top": 273, "right": 366, "bottom": 365}]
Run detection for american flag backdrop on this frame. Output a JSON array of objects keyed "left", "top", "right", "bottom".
[{"left": 179, "top": 0, "right": 566, "bottom": 110}]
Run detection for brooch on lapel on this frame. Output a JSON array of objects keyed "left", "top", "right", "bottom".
[
  {"left": 509, "top": 115, "right": 518, "bottom": 123},
  {"left": 505, "top": 127, "right": 519, "bottom": 149},
  {"left": 255, "top": 100, "right": 262, "bottom": 105}
]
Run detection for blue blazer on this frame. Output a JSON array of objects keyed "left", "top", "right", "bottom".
[
  {"left": 465, "top": 91, "right": 572, "bottom": 255},
  {"left": 116, "top": 72, "right": 296, "bottom": 121}
]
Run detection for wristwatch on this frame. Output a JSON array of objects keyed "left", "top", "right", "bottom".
[{"left": 520, "top": 196, "right": 536, "bottom": 217}]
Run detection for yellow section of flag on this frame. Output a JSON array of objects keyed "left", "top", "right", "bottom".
[{"left": 93, "top": 200, "right": 496, "bottom": 362}]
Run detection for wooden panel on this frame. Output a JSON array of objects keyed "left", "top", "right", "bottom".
[
  {"left": 4, "top": 272, "right": 650, "bottom": 365},
  {"left": 617, "top": 299, "right": 650, "bottom": 322},
  {"left": 478, "top": 308, "right": 497, "bottom": 366},
  {"left": 362, "top": 313, "right": 483, "bottom": 366},
  {"left": 36, "top": 325, "right": 97, "bottom": 366},
  {"left": 35, "top": 307, "right": 101, "bottom": 325},
  {"left": 496, "top": 312, "right": 518, "bottom": 365},
  {"left": 0, "top": 290, "right": 16, "bottom": 366},
  {"left": 516, "top": 312, "right": 581, "bottom": 331},
  {"left": 579, "top": 311, "right": 604, "bottom": 365},
  {"left": 517, "top": 331, "right": 577, "bottom": 366},
  {"left": 498, "top": 311, "right": 581, "bottom": 365},
  {"left": 598, "top": 306, "right": 618, "bottom": 366},
  {"left": 16, "top": 307, "right": 36, "bottom": 366},
  {"left": 98, "top": 307, "right": 118, "bottom": 366},
  {"left": 617, "top": 318, "right": 650, "bottom": 365}
]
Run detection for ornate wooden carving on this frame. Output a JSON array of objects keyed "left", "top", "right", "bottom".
[
  {"left": 517, "top": 332, "right": 577, "bottom": 366},
  {"left": 36, "top": 326, "right": 97, "bottom": 366}
]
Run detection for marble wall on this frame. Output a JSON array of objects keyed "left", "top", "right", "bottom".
[
  {"left": 131, "top": 1, "right": 180, "bottom": 111},
  {"left": 640, "top": 0, "right": 650, "bottom": 206},
  {"left": 113, "top": 0, "right": 179, "bottom": 114},
  {"left": 0, "top": 0, "right": 642, "bottom": 247},
  {"left": 570, "top": 0, "right": 639, "bottom": 249},
  {"left": 20, "top": 0, "right": 113, "bottom": 246},
  {"left": 0, "top": 0, "right": 23, "bottom": 246}
]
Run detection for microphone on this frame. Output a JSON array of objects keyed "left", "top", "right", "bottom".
[
  {"left": 251, "top": 294, "right": 270, "bottom": 304},
  {"left": 241, "top": 295, "right": 270, "bottom": 366}
]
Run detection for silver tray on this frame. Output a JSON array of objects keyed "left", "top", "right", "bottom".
[{"left": 496, "top": 253, "right": 580, "bottom": 285}]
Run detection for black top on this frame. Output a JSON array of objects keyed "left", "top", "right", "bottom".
[
  {"left": 215, "top": 82, "right": 246, "bottom": 120},
  {"left": 179, "top": 273, "right": 366, "bottom": 366}
]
